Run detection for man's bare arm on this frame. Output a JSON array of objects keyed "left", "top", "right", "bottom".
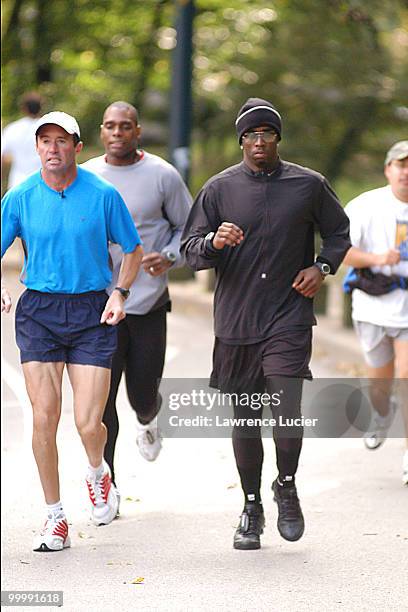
[
  {"left": 343, "top": 246, "right": 400, "bottom": 268},
  {"left": 100, "top": 245, "right": 144, "bottom": 325}
]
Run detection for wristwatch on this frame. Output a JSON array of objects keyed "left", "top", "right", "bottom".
[
  {"left": 205, "top": 231, "right": 215, "bottom": 243},
  {"left": 314, "top": 261, "right": 331, "bottom": 278},
  {"left": 162, "top": 250, "right": 177, "bottom": 264},
  {"left": 114, "top": 286, "right": 130, "bottom": 299}
]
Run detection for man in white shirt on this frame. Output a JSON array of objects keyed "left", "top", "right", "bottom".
[
  {"left": 1, "top": 92, "right": 43, "bottom": 189},
  {"left": 344, "top": 141, "right": 408, "bottom": 485}
]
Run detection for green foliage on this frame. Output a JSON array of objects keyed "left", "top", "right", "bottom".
[
  {"left": 192, "top": 0, "right": 407, "bottom": 182},
  {"left": 2, "top": 0, "right": 407, "bottom": 187},
  {"left": 1, "top": 0, "right": 175, "bottom": 142}
]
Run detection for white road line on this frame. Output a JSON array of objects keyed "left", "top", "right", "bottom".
[
  {"left": 1, "top": 399, "right": 22, "bottom": 409},
  {"left": 2, "top": 359, "right": 32, "bottom": 447},
  {"left": 165, "top": 345, "right": 180, "bottom": 364}
]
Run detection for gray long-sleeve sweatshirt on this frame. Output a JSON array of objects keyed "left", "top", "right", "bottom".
[{"left": 83, "top": 151, "right": 192, "bottom": 314}]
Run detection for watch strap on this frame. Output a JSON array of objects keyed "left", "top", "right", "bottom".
[{"left": 114, "top": 286, "right": 130, "bottom": 299}]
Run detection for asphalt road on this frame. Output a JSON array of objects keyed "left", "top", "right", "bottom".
[{"left": 1, "top": 268, "right": 407, "bottom": 612}]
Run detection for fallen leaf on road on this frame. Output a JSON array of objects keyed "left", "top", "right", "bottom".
[
  {"left": 19, "top": 560, "right": 30, "bottom": 564},
  {"left": 78, "top": 531, "right": 94, "bottom": 539},
  {"left": 362, "top": 533, "right": 378, "bottom": 536},
  {"left": 227, "top": 483, "right": 237, "bottom": 489},
  {"left": 130, "top": 577, "right": 145, "bottom": 584},
  {"left": 125, "top": 496, "right": 141, "bottom": 502}
]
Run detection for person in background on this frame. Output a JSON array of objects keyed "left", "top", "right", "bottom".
[
  {"left": 82, "top": 101, "right": 192, "bottom": 499},
  {"left": 1, "top": 92, "right": 43, "bottom": 189},
  {"left": 343, "top": 141, "right": 408, "bottom": 485}
]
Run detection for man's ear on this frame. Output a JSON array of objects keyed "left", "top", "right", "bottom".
[{"left": 75, "top": 141, "right": 84, "bottom": 154}]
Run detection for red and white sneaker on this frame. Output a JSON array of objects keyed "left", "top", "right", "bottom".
[
  {"left": 86, "top": 461, "right": 118, "bottom": 526},
  {"left": 33, "top": 514, "right": 71, "bottom": 552}
]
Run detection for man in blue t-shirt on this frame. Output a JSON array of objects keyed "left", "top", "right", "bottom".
[{"left": 1, "top": 111, "right": 143, "bottom": 553}]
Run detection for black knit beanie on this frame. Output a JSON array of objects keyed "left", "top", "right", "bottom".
[{"left": 235, "top": 97, "right": 282, "bottom": 143}]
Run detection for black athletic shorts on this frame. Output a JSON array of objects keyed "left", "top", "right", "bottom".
[
  {"left": 15, "top": 289, "right": 117, "bottom": 368},
  {"left": 210, "top": 327, "right": 312, "bottom": 394}
]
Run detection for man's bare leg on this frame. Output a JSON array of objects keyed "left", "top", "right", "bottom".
[
  {"left": 363, "top": 360, "right": 395, "bottom": 450},
  {"left": 22, "top": 361, "right": 64, "bottom": 504},
  {"left": 68, "top": 363, "right": 118, "bottom": 523},
  {"left": 67, "top": 364, "right": 111, "bottom": 465},
  {"left": 366, "top": 360, "right": 394, "bottom": 418}
]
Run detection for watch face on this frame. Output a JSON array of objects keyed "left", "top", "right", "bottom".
[
  {"left": 315, "top": 262, "right": 330, "bottom": 276},
  {"left": 165, "top": 251, "right": 177, "bottom": 263}
]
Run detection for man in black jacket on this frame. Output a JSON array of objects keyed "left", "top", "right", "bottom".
[{"left": 181, "top": 97, "right": 351, "bottom": 550}]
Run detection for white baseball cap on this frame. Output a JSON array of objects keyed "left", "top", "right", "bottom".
[{"left": 35, "top": 111, "right": 81, "bottom": 138}]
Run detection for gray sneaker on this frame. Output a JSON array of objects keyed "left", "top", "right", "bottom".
[{"left": 363, "top": 397, "right": 396, "bottom": 451}]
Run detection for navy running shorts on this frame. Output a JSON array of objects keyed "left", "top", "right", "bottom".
[
  {"left": 210, "top": 327, "right": 313, "bottom": 394},
  {"left": 15, "top": 289, "right": 117, "bottom": 368}
]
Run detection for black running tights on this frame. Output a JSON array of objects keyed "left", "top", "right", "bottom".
[
  {"left": 103, "top": 306, "right": 167, "bottom": 484},
  {"left": 232, "top": 377, "right": 304, "bottom": 499}
]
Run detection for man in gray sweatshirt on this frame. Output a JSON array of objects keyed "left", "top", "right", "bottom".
[{"left": 83, "top": 101, "right": 192, "bottom": 496}]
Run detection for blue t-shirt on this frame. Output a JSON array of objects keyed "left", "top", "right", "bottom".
[{"left": 1, "top": 167, "right": 141, "bottom": 293}]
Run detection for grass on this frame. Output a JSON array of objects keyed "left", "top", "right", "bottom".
[{"left": 333, "top": 176, "right": 386, "bottom": 206}]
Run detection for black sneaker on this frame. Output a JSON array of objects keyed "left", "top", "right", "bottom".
[
  {"left": 272, "top": 479, "right": 304, "bottom": 542},
  {"left": 233, "top": 502, "right": 265, "bottom": 550}
]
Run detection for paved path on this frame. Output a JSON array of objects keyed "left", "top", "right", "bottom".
[{"left": 1, "top": 270, "right": 407, "bottom": 611}]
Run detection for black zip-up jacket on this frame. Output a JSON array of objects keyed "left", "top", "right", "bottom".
[{"left": 181, "top": 160, "right": 351, "bottom": 344}]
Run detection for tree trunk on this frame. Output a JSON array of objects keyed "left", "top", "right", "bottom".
[
  {"left": 324, "top": 6, "right": 384, "bottom": 183},
  {"left": 34, "top": 0, "right": 52, "bottom": 84},
  {"left": 323, "top": 98, "right": 379, "bottom": 184},
  {"left": 2, "top": 0, "right": 25, "bottom": 57},
  {"left": 131, "top": 0, "right": 169, "bottom": 112}
]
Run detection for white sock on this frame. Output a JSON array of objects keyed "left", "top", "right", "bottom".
[
  {"left": 278, "top": 475, "right": 294, "bottom": 487},
  {"left": 137, "top": 416, "right": 157, "bottom": 430},
  {"left": 47, "top": 501, "right": 65, "bottom": 518},
  {"left": 87, "top": 462, "right": 104, "bottom": 478},
  {"left": 373, "top": 412, "right": 391, "bottom": 427}
]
